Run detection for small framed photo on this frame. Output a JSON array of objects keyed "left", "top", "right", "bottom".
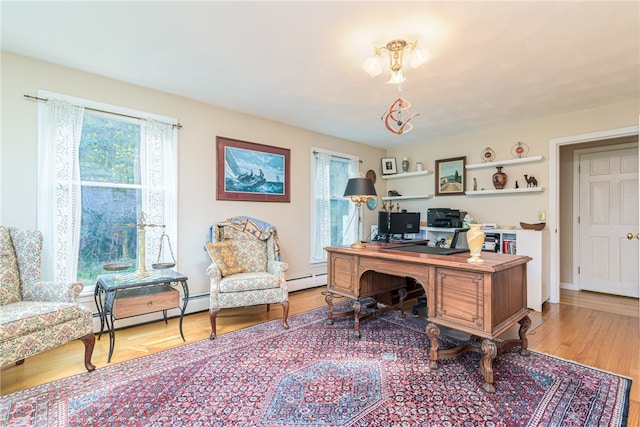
[
  {"left": 381, "top": 157, "right": 397, "bottom": 175},
  {"left": 435, "top": 156, "right": 466, "bottom": 196}
]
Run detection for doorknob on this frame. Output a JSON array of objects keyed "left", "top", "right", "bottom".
[{"left": 627, "top": 233, "right": 639, "bottom": 240}]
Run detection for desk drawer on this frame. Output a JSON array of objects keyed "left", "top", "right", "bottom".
[{"left": 114, "top": 286, "right": 179, "bottom": 319}]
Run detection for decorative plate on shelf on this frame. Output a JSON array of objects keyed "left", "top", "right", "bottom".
[
  {"left": 366, "top": 169, "right": 377, "bottom": 184},
  {"left": 481, "top": 147, "right": 495, "bottom": 162},
  {"left": 511, "top": 141, "right": 529, "bottom": 158},
  {"left": 366, "top": 197, "right": 378, "bottom": 210}
]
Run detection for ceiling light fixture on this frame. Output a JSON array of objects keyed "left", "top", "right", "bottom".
[
  {"left": 362, "top": 39, "right": 430, "bottom": 84},
  {"left": 381, "top": 94, "right": 420, "bottom": 135}
]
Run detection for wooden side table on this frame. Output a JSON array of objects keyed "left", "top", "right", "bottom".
[{"left": 95, "top": 270, "right": 189, "bottom": 362}]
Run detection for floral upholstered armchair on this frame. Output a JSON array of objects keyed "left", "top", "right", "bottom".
[
  {"left": 205, "top": 217, "right": 289, "bottom": 339},
  {"left": 0, "top": 226, "right": 95, "bottom": 371}
]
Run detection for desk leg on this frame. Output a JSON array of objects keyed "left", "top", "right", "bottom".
[
  {"left": 480, "top": 339, "right": 498, "bottom": 393},
  {"left": 397, "top": 287, "right": 407, "bottom": 317},
  {"left": 519, "top": 316, "right": 531, "bottom": 356},
  {"left": 353, "top": 299, "right": 362, "bottom": 338},
  {"left": 426, "top": 323, "right": 440, "bottom": 370},
  {"left": 324, "top": 291, "right": 335, "bottom": 325}
]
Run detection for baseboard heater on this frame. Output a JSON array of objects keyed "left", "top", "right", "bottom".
[{"left": 287, "top": 273, "right": 327, "bottom": 292}]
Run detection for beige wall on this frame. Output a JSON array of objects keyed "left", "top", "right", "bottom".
[
  {"left": 2, "top": 51, "right": 639, "bottom": 305},
  {"left": 0, "top": 52, "right": 386, "bottom": 299}
]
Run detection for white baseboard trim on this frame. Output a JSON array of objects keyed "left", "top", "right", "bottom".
[
  {"left": 560, "top": 282, "right": 578, "bottom": 291},
  {"left": 287, "top": 273, "right": 327, "bottom": 292}
]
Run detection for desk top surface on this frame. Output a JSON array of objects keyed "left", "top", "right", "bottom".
[{"left": 325, "top": 244, "right": 531, "bottom": 273}]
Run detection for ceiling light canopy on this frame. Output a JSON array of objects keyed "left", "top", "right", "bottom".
[{"left": 362, "top": 39, "right": 431, "bottom": 83}]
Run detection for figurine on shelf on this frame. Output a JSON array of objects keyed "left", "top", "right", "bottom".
[
  {"left": 473, "top": 177, "right": 478, "bottom": 191},
  {"left": 515, "top": 180, "right": 519, "bottom": 189},
  {"left": 524, "top": 174, "right": 538, "bottom": 188}
]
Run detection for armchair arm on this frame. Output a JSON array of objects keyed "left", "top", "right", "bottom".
[
  {"left": 206, "top": 262, "right": 223, "bottom": 293},
  {"left": 267, "top": 260, "right": 289, "bottom": 279},
  {"left": 21, "top": 280, "right": 83, "bottom": 303}
]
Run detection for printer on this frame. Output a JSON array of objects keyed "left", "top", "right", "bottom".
[{"left": 427, "top": 208, "right": 467, "bottom": 228}]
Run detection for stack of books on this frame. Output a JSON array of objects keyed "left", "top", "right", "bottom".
[
  {"left": 503, "top": 239, "right": 517, "bottom": 254},
  {"left": 483, "top": 235, "right": 498, "bottom": 252}
]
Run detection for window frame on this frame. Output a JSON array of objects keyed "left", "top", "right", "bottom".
[
  {"left": 310, "top": 148, "right": 359, "bottom": 264},
  {"left": 36, "top": 90, "right": 178, "bottom": 294}
]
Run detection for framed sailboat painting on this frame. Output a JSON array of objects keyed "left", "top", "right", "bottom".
[{"left": 216, "top": 136, "right": 291, "bottom": 202}]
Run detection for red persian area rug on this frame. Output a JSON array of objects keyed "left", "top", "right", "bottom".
[{"left": 0, "top": 307, "right": 631, "bottom": 426}]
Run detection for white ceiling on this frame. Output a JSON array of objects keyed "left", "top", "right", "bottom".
[{"left": 2, "top": 1, "right": 638, "bottom": 148}]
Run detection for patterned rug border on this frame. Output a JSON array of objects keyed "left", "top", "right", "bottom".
[{"left": 1, "top": 306, "right": 632, "bottom": 427}]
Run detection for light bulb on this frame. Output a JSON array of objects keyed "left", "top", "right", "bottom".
[
  {"left": 385, "top": 70, "right": 406, "bottom": 84},
  {"left": 362, "top": 56, "right": 382, "bottom": 77},
  {"left": 410, "top": 47, "right": 431, "bottom": 69}
]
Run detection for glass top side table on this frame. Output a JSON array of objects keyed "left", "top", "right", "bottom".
[{"left": 94, "top": 269, "right": 189, "bottom": 362}]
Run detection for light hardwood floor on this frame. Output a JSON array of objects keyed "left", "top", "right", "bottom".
[{"left": 2, "top": 288, "right": 638, "bottom": 426}]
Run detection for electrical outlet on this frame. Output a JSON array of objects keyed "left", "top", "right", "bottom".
[{"left": 538, "top": 211, "right": 546, "bottom": 221}]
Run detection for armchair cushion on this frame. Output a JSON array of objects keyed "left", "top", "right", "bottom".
[
  {"left": 0, "top": 226, "right": 21, "bottom": 305},
  {"left": 0, "top": 301, "right": 92, "bottom": 341},
  {"left": 219, "top": 271, "right": 284, "bottom": 293},
  {"left": 205, "top": 241, "right": 244, "bottom": 276}
]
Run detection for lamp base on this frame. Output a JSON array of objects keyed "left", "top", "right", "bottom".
[{"left": 350, "top": 242, "right": 366, "bottom": 249}]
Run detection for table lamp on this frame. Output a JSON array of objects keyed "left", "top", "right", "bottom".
[{"left": 343, "top": 177, "right": 377, "bottom": 249}]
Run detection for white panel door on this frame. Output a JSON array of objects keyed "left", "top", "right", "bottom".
[{"left": 579, "top": 147, "right": 639, "bottom": 297}]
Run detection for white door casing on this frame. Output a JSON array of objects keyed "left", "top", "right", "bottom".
[
  {"left": 548, "top": 125, "right": 639, "bottom": 305},
  {"left": 578, "top": 147, "right": 639, "bottom": 297}
]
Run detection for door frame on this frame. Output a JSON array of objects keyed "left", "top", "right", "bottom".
[
  {"left": 572, "top": 143, "right": 638, "bottom": 291},
  {"left": 548, "top": 125, "right": 639, "bottom": 304}
]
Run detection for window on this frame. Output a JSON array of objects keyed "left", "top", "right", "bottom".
[
  {"left": 37, "top": 92, "right": 177, "bottom": 289},
  {"left": 311, "top": 149, "right": 359, "bottom": 263}
]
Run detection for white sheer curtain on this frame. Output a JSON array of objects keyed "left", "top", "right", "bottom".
[
  {"left": 311, "top": 149, "right": 359, "bottom": 263},
  {"left": 311, "top": 151, "right": 332, "bottom": 262},
  {"left": 37, "top": 99, "right": 85, "bottom": 281},
  {"left": 140, "top": 120, "right": 178, "bottom": 268}
]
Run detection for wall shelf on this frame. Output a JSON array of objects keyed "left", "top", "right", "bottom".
[
  {"left": 381, "top": 170, "right": 432, "bottom": 180},
  {"left": 381, "top": 194, "right": 433, "bottom": 201},
  {"left": 465, "top": 187, "right": 544, "bottom": 196},
  {"left": 466, "top": 155, "right": 544, "bottom": 170}
]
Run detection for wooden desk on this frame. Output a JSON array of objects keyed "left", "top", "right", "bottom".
[{"left": 325, "top": 244, "right": 531, "bottom": 392}]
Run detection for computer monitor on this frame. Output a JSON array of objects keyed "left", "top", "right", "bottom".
[
  {"left": 389, "top": 212, "right": 421, "bottom": 237},
  {"left": 377, "top": 211, "right": 390, "bottom": 235}
]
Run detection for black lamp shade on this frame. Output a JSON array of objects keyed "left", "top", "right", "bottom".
[{"left": 343, "top": 178, "right": 377, "bottom": 197}]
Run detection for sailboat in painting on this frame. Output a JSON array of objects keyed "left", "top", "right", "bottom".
[{"left": 224, "top": 148, "right": 267, "bottom": 192}]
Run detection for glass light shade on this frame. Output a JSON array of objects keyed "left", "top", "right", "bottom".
[
  {"left": 385, "top": 70, "right": 406, "bottom": 85},
  {"left": 410, "top": 47, "right": 431, "bottom": 69},
  {"left": 362, "top": 56, "right": 382, "bottom": 77}
]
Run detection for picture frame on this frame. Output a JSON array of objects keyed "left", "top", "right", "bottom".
[
  {"left": 435, "top": 156, "right": 466, "bottom": 196},
  {"left": 381, "top": 157, "right": 397, "bottom": 175},
  {"left": 216, "top": 136, "right": 290, "bottom": 202}
]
